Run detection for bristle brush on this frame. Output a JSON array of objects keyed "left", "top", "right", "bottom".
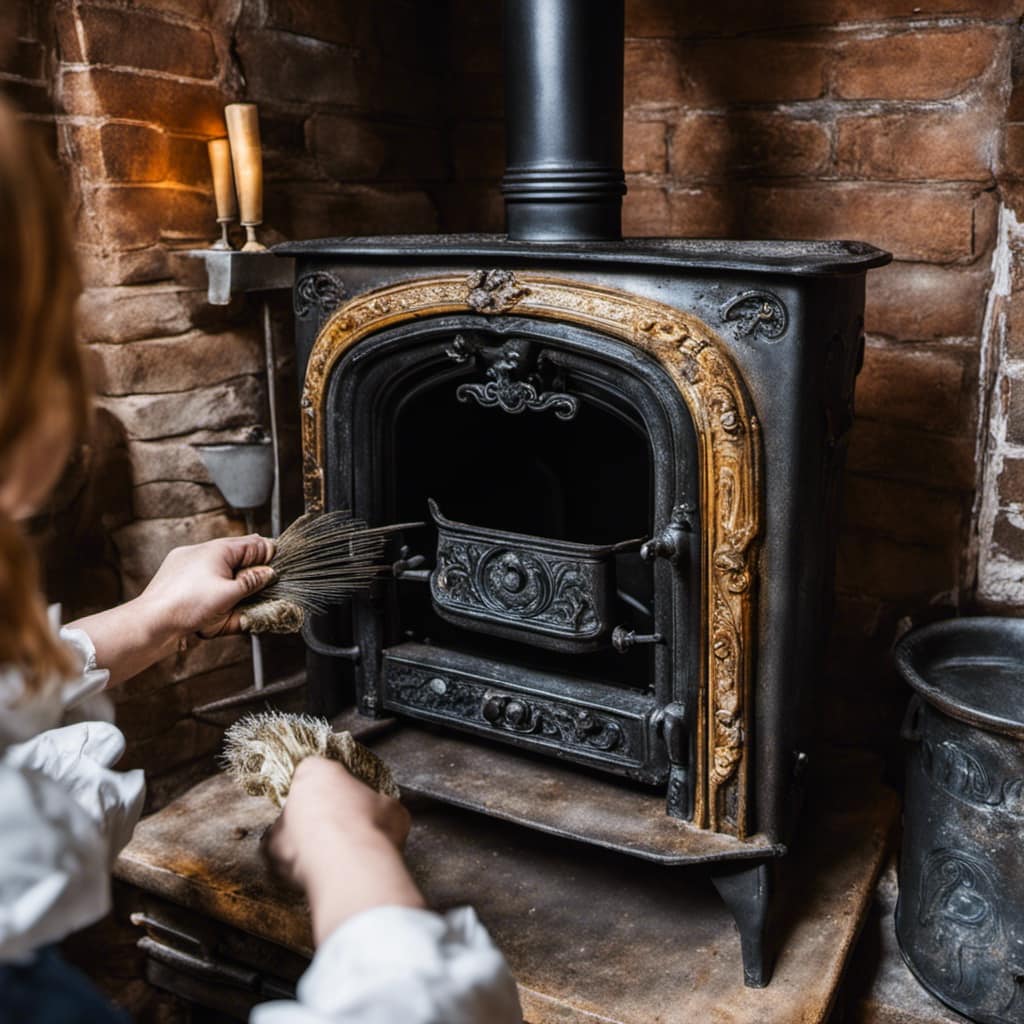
[
  {"left": 221, "top": 711, "right": 399, "bottom": 807},
  {"left": 238, "top": 511, "right": 418, "bottom": 634}
]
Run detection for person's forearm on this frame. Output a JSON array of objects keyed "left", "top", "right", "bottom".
[
  {"left": 67, "top": 596, "right": 181, "bottom": 688},
  {"left": 301, "top": 827, "right": 426, "bottom": 945}
]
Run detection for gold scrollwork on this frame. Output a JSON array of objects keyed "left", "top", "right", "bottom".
[{"left": 302, "top": 272, "right": 761, "bottom": 838}]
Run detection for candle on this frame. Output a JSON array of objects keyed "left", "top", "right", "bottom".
[
  {"left": 225, "top": 102, "right": 266, "bottom": 252},
  {"left": 207, "top": 138, "right": 238, "bottom": 220}
]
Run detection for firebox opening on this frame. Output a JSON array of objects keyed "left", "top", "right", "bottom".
[{"left": 389, "top": 352, "right": 657, "bottom": 692}]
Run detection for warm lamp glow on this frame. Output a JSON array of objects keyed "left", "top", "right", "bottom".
[
  {"left": 225, "top": 103, "right": 266, "bottom": 252},
  {"left": 207, "top": 137, "right": 237, "bottom": 250}
]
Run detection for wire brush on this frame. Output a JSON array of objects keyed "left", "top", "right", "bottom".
[
  {"left": 221, "top": 711, "right": 400, "bottom": 807},
  {"left": 238, "top": 511, "right": 418, "bottom": 634}
]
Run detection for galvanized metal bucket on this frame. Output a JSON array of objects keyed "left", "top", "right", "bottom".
[{"left": 894, "top": 617, "right": 1024, "bottom": 1024}]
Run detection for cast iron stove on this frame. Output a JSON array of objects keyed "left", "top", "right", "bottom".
[{"left": 276, "top": 0, "right": 890, "bottom": 989}]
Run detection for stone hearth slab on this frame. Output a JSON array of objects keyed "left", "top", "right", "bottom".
[{"left": 117, "top": 722, "right": 896, "bottom": 1024}]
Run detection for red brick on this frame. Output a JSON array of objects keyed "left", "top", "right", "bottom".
[
  {"left": 264, "top": 0, "right": 373, "bottom": 47},
  {"left": 130, "top": 0, "right": 211, "bottom": 20},
  {"left": 446, "top": 0, "right": 503, "bottom": 73},
  {"left": 991, "top": 510, "right": 1024, "bottom": 562},
  {"left": 0, "top": 37, "right": 45, "bottom": 80},
  {"left": 744, "top": 184, "right": 980, "bottom": 263},
  {"left": 311, "top": 114, "right": 445, "bottom": 182},
  {"left": 836, "top": 531, "right": 958, "bottom": 601},
  {"left": 624, "top": 121, "right": 666, "bottom": 174},
  {"left": 271, "top": 185, "right": 438, "bottom": 239},
  {"left": 847, "top": 420, "right": 975, "bottom": 490},
  {"left": 1005, "top": 377, "right": 1024, "bottom": 445},
  {"left": 842, "top": 474, "right": 963, "bottom": 546},
  {"left": 1009, "top": 82, "right": 1024, "bottom": 123},
  {"left": 74, "top": 5, "right": 216, "bottom": 78},
  {"left": 452, "top": 121, "right": 506, "bottom": 181},
  {"left": 60, "top": 68, "right": 227, "bottom": 136},
  {"left": 235, "top": 30, "right": 357, "bottom": 106},
  {"left": 622, "top": 185, "right": 670, "bottom": 235},
  {"left": 445, "top": 72, "right": 503, "bottom": 120},
  {"left": 626, "top": 0, "right": 679, "bottom": 38},
  {"left": 666, "top": 186, "right": 738, "bottom": 237},
  {"left": 836, "top": 109, "right": 994, "bottom": 183},
  {"left": 669, "top": 112, "right": 829, "bottom": 182},
  {"left": 866, "top": 262, "right": 991, "bottom": 341},
  {"left": 2, "top": 78, "right": 53, "bottom": 116},
  {"left": 1002, "top": 123, "right": 1024, "bottom": 180},
  {"left": 349, "top": 56, "right": 441, "bottom": 122},
  {"left": 680, "top": 37, "right": 828, "bottom": 104},
  {"left": 997, "top": 457, "right": 1024, "bottom": 504},
  {"left": 433, "top": 181, "right": 504, "bottom": 234},
  {"left": 856, "top": 343, "right": 968, "bottom": 433},
  {"left": 1004, "top": 288, "right": 1024, "bottom": 360},
  {"left": 624, "top": 39, "right": 686, "bottom": 107},
  {"left": 834, "top": 0, "right": 1023, "bottom": 17},
  {"left": 834, "top": 28, "right": 1002, "bottom": 100},
  {"left": 676, "top": 1, "right": 1021, "bottom": 36}
]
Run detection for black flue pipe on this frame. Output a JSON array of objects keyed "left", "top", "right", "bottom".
[{"left": 502, "top": 0, "right": 626, "bottom": 241}]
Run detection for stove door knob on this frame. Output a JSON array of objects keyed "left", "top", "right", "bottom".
[{"left": 482, "top": 694, "right": 507, "bottom": 724}]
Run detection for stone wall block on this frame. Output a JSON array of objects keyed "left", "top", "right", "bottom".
[
  {"left": 74, "top": 5, "right": 218, "bottom": 79},
  {"left": 311, "top": 114, "right": 446, "bottom": 182},
  {"left": 235, "top": 30, "right": 357, "bottom": 106},
  {"left": 89, "top": 330, "right": 262, "bottom": 396},
  {"left": 97, "top": 375, "right": 266, "bottom": 441},
  {"left": 60, "top": 69, "right": 227, "bottom": 136},
  {"left": 113, "top": 510, "right": 242, "bottom": 596}
]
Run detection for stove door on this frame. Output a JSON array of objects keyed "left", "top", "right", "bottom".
[{"left": 321, "top": 315, "right": 701, "bottom": 810}]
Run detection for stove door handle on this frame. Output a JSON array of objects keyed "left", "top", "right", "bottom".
[{"left": 641, "top": 503, "right": 695, "bottom": 565}]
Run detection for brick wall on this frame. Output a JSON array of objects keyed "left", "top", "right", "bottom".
[
  {"left": 446, "top": 0, "right": 1024, "bottom": 748},
  {"left": 0, "top": 0, "right": 447, "bottom": 804},
  {"left": 2, "top": 0, "right": 1023, "bottom": 788}
]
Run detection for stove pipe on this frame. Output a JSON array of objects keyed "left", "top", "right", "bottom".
[{"left": 501, "top": 0, "right": 626, "bottom": 242}]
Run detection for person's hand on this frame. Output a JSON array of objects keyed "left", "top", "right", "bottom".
[
  {"left": 263, "top": 757, "right": 422, "bottom": 942},
  {"left": 137, "top": 534, "right": 275, "bottom": 640}
]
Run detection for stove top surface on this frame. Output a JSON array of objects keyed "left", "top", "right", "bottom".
[{"left": 274, "top": 234, "right": 891, "bottom": 276}]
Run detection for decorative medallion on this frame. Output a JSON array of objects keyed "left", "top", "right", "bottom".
[
  {"left": 294, "top": 271, "right": 346, "bottom": 321},
  {"left": 304, "top": 273, "right": 762, "bottom": 836},
  {"left": 448, "top": 335, "right": 579, "bottom": 420},
  {"left": 721, "top": 290, "right": 788, "bottom": 342},
  {"left": 465, "top": 269, "right": 530, "bottom": 313}
]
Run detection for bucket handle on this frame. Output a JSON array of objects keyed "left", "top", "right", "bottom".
[{"left": 901, "top": 693, "right": 925, "bottom": 743}]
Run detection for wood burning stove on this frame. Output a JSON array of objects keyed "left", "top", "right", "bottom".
[{"left": 276, "top": 0, "right": 890, "bottom": 989}]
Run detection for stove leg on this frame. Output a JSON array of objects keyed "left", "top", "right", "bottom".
[{"left": 710, "top": 860, "right": 773, "bottom": 988}]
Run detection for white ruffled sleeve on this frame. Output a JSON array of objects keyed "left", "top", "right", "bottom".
[
  {"left": 0, "top": 762, "right": 111, "bottom": 961},
  {"left": 251, "top": 906, "right": 522, "bottom": 1024}
]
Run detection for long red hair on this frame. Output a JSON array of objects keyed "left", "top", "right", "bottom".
[{"left": 0, "top": 97, "right": 91, "bottom": 688}]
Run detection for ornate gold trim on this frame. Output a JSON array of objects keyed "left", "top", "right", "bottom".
[{"left": 302, "top": 272, "right": 761, "bottom": 838}]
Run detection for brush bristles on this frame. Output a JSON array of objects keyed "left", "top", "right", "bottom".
[
  {"left": 241, "top": 511, "right": 417, "bottom": 632},
  {"left": 221, "top": 711, "right": 400, "bottom": 807}
]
